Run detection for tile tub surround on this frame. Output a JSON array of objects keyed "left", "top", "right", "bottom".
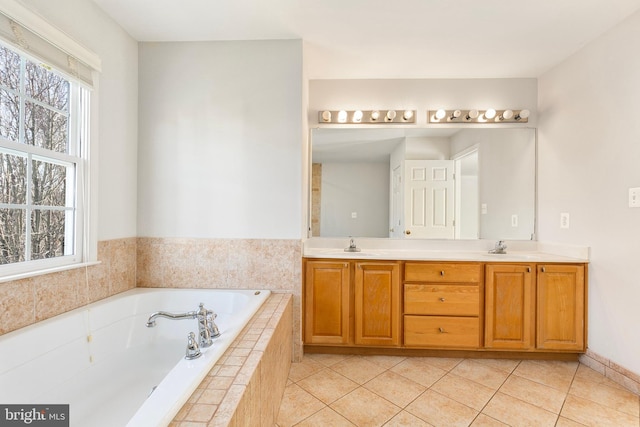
[
  {"left": 0, "top": 237, "right": 136, "bottom": 335},
  {"left": 137, "top": 237, "right": 303, "bottom": 361},
  {"left": 171, "top": 293, "right": 292, "bottom": 426}
]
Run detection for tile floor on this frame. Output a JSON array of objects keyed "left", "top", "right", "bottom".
[{"left": 276, "top": 354, "right": 640, "bottom": 427}]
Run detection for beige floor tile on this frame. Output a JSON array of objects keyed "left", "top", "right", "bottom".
[
  {"left": 569, "top": 374, "right": 640, "bottom": 416},
  {"left": 297, "top": 368, "right": 359, "bottom": 405},
  {"left": 406, "top": 389, "right": 478, "bottom": 427},
  {"left": 555, "top": 416, "right": 587, "bottom": 427},
  {"left": 450, "top": 359, "right": 510, "bottom": 390},
  {"left": 383, "top": 410, "right": 434, "bottom": 426},
  {"left": 364, "top": 370, "right": 427, "bottom": 408},
  {"left": 418, "top": 356, "right": 463, "bottom": 371},
  {"left": 513, "top": 359, "right": 578, "bottom": 392},
  {"left": 276, "top": 383, "right": 325, "bottom": 427},
  {"left": 331, "top": 387, "right": 402, "bottom": 427},
  {"left": 560, "top": 394, "right": 640, "bottom": 427},
  {"left": 295, "top": 407, "right": 356, "bottom": 427},
  {"left": 331, "top": 356, "right": 389, "bottom": 385},
  {"left": 499, "top": 374, "right": 567, "bottom": 414},
  {"left": 474, "top": 358, "right": 521, "bottom": 374},
  {"left": 431, "top": 373, "right": 497, "bottom": 411},
  {"left": 288, "top": 356, "right": 326, "bottom": 382},
  {"left": 482, "top": 392, "right": 558, "bottom": 427},
  {"left": 364, "top": 354, "right": 407, "bottom": 369},
  {"left": 470, "top": 413, "right": 510, "bottom": 427},
  {"left": 390, "top": 357, "right": 447, "bottom": 388},
  {"left": 574, "top": 363, "right": 630, "bottom": 391},
  {"left": 306, "top": 353, "right": 354, "bottom": 367}
]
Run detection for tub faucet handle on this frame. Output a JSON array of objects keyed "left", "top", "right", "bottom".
[{"left": 185, "top": 332, "right": 201, "bottom": 360}]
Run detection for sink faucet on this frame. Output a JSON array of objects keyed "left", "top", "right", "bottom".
[
  {"left": 344, "top": 236, "right": 361, "bottom": 252},
  {"left": 489, "top": 240, "right": 508, "bottom": 254},
  {"left": 146, "top": 302, "right": 220, "bottom": 348}
]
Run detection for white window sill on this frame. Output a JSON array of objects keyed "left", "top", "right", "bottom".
[{"left": 0, "top": 261, "right": 102, "bottom": 284}]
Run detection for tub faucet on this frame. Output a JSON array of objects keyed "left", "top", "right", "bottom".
[
  {"left": 489, "top": 240, "right": 508, "bottom": 254},
  {"left": 146, "top": 302, "right": 220, "bottom": 348}
]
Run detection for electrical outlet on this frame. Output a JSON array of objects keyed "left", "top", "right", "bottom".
[
  {"left": 481, "top": 204, "right": 487, "bottom": 214},
  {"left": 560, "top": 212, "right": 570, "bottom": 229},
  {"left": 511, "top": 214, "right": 518, "bottom": 227},
  {"left": 630, "top": 187, "right": 640, "bottom": 208}
]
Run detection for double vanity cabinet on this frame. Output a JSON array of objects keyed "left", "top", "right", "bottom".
[{"left": 303, "top": 257, "right": 587, "bottom": 357}]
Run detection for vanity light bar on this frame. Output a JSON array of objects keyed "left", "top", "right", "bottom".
[
  {"left": 319, "top": 110, "right": 416, "bottom": 124},
  {"left": 428, "top": 109, "right": 530, "bottom": 124}
]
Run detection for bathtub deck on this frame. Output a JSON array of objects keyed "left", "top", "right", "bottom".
[{"left": 170, "top": 293, "right": 293, "bottom": 426}]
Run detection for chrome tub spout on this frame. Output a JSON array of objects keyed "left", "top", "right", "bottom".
[{"left": 145, "top": 310, "right": 196, "bottom": 327}]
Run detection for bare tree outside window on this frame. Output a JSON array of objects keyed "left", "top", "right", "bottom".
[{"left": 0, "top": 44, "right": 76, "bottom": 266}]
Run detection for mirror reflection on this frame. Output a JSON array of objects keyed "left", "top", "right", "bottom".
[{"left": 310, "top": 127, "right": 536, "bottom": 240}]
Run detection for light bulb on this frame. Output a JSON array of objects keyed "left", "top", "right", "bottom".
[
  {"left": 403, "top": 110, "right": 414, "bottom": 121},
  {"left": 484, "top": 109, "right": 496, "bottom": 120},
  {"left": 516, "top": 109, "right": 530, "bottom": 120},
  {"left": 370, "top": 110, "right": 380, "bottom": 121},
  {"left": 435, "top": 109, "right": 446, "bottom": 120},
  {"left": 337, "top": 110, "right": 347, "bottom": 123},
  {"left": 385, "top": 110, "right": 397, "bottom": 121},
  {"left": 450, "top": 110, "right": 462, "bottom": 120},
  {"left": 321, "top": 111, "right": 332, "bottom": 122},
  {"left": 466, "top": 109, "right": 479, "bottom": 120},
  {"left": 353, "top": 110, "right": 363, "bottom": 122},
  {"left": 500, "top": 109, "right": 514, "bottom": 120}
]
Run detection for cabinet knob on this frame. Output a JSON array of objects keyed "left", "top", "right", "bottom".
[
  {"left": 440, "top": 270, "right": 445, "bottom": 276},
  {"left": 541, "top": 267, "right": 546, "bottom": 273},
  {"left": 404, "top": 230, "right": 411, "bottom": 235},
  {"left": 439, "top": 297, "right": 446, "bottom": 302},
  {"left": 438, "top": 327, "right": 445, "bottom": 333},
  {"left": 527, "top": 267, "right": 531, "bottom": 273}
]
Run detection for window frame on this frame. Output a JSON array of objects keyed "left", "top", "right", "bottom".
[{"left": 0, "top": 40, "right": 91, "bottom": 278}]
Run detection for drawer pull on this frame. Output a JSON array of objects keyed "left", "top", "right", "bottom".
[
  {"left": 439, "top": 297, "right": 446, "bottom": 302},
  {"left": 438, "top": 327, "right": 446, "bottom": 333},
  {"left": 440, "top": 270, "right": 445, "bottom": 276},
  {"left": 527, "top": 267, "right": 531, "bottom": 273}
]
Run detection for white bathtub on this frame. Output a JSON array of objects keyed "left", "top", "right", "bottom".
[{"left": 0, "top": 288, "right": 270, "bottom": 427}]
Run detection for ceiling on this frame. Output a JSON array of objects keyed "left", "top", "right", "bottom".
[{"left": 90, "top": 0, "right": 640, "bottom": 79}]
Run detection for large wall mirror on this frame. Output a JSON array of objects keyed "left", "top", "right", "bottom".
[{"left": 310, "top": 127, "right": 536, "bottom": 240}]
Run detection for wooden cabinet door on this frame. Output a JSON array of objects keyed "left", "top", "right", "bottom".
[
  {"left": 485, "top": 264, "right": 535, "bottom": 350},
  {"left": 304, "top": 260, "right": 350, "bottom": 345},
  {"left": 354, "top": 262, "right": 401, "bottom": 346},
  {"left": 537, "top": 265, "right": 585, "bottom": 351}
]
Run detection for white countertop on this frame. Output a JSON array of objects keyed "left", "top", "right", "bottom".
[
  {"left": 302, "top": 239, "right": 590, "bottom": 263},
  {"left": 303, "top": 248, "right": 587, "bottom": 263}
]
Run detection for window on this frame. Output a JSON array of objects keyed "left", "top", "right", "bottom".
[{"left": 0, "top": 42, "right": 89, "bottom": 275}]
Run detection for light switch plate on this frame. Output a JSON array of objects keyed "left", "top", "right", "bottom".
[
  {"left": 351, "top": 212, "right": 358, "bottom": 218},
  {"left": 511, "top": 214, "right": 518, "bottom": 227},
  {"left": 630, "top": 187, "right": 640, "bottom": 208}
]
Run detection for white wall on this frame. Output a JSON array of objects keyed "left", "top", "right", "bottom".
[
  {"left": 137, "top": 40, "right": 303, "bottom": 239},
  {"left": 538, "top": 11, "right": 640, "bottom": 373},
  {"left": 21, "top": 0, "right": 139, "bottom": 241}
]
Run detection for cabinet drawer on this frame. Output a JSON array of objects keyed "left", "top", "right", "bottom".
[
  {"left": 404, "top": 315, "right": 480, "bottom": 348},
  {"left": 404, "top": 284, "right": 479, "bottom": 316},
  {"left": 405, "top": 263, "right": 481, "bottom": 283}
]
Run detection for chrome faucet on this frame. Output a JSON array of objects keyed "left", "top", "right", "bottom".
[
  {"left": 344, "top": 236, "right": 361, "bottom": 252},
  {"left": 489, "top": 240, "right": 508, "bottom": 254},
  {"left": 146, "top": 302, "right": 220, "bottom": 348}
]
